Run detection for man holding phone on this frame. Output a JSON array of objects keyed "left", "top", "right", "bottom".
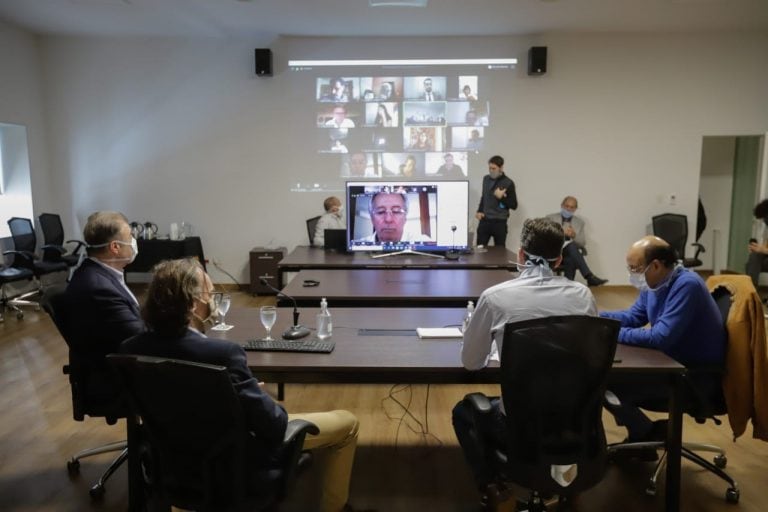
[{"left": 746, "top": 199, "right": 768, "bottom": 290}]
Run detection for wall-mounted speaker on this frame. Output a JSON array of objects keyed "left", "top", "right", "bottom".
[
  {"left": 528, "top": 46, "right": 547, "bottom": 76},
  {"left": 255, "top": 48, "right": 273, "bottom": 77}
]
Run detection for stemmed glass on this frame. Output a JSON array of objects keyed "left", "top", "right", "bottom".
[
  {"left": 260, "top": 306, "right": 277, "bottom": 341},
  {"left": 211, "top": 293, "right": 232, "bottom": 330}
]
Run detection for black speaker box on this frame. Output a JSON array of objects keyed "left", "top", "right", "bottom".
[
  {"left": 255, "top": 48, "right": 273, "bottom": 77},
  {"left": 528, "top": 46, "right": 547, "bottom": 76}
]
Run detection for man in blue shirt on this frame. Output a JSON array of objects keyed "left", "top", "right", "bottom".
[{"left": 601, "top": 236, "right": 726, "bottom": 442}]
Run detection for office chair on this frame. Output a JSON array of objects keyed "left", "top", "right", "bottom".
[
  {"left": 0, "top": 263, "right": 35, "bottom": 321},
  {"left": 107, "top": 354, "right": 319, "bottom": 512},
  {"left": 462, "top": 315, "right": 619, "bottom": 511},
  {"left": 40, "top": 284, "right": 129, "bottom": 499},
  {"left": 306, "top": 216, "right": 321, "bottom": 246},
  {"left": 607, "top": 284, "right": 740, "bottom": 503},
  {"left": 651, "top": 213, "right": 705, "bottom": 267},
  {"left": 38, "top": 212, "right": 87, "bottom": 271},
  {"left": 5, "top": 217, "right": 68, "bottom": 317}
]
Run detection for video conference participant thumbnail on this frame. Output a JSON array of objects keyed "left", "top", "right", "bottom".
[{"left": 350, "top": 186, "right": 436, "bottom": 245}]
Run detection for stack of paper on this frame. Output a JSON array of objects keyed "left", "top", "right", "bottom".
[{"left": 416, "top": 327, "right": 463, "bottom": 339}]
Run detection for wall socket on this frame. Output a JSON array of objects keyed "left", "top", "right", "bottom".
[{"left": 668, "top": 194, "right": 676, "bottom": 206}]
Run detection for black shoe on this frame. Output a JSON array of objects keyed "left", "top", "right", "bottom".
[{"left": 586, "top": 275, "right": 608, "bottom": 287}]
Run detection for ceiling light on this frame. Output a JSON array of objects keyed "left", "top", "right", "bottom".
[{"left": 369, "top": 0, "right": 429, "bottom": 7}]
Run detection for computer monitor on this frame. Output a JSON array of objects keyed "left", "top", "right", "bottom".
[
  {"left": 346, "top": 180, "right": 469, "bottom": 254},
  {"left": 324, "top": 229, "right": 347, "bottom": 252}
]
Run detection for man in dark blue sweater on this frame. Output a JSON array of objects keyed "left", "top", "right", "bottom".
[{"left": 600, "top": 236, "right": 726, "bottom": 443}]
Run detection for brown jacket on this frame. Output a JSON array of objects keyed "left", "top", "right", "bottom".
[{"left": 706, "top": 275, "right": 768, "bottom": 441}]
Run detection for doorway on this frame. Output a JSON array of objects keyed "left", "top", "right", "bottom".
[{"left": 698, "top": 135, "right": 766, "bottom": 274}]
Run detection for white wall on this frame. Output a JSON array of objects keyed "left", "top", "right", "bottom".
[
  {"left": 0, "top": 123, "right": 33, "bottom": 238},
  {"left": 31, "top": 31, "right": 768, "bottom": 284},
  {"left": 0, "top": 21, "right": 53, "bottom": 243}
]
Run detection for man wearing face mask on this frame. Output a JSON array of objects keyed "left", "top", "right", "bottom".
[
  {"left": 600, "top": 236, "right": 725, "bottom": 446},
  {"left": 453, "top": 218, "right": 596, "bottom": 505},
  {"left": 314, "top": 196, "right": 346, "bottom": 247},
  {"left": 121, "top": 259, "right": 365, "bottom": 512},
  {"left": 475, "top": 155, "right": 517, "bottom": 247},
  {"left": 545, "top": 196, "right": 607, "bottom": 286},
  {"left": 63, "top": 211, "right": 146, "bottom": 408}
]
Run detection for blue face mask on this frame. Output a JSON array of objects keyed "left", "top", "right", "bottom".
[{"left": 561, "top": 208, "right": 575, "bottom": 219}]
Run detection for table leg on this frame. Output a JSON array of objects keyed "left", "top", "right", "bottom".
[
  {"left": 278, "top": 382, "right": 285, "bottom": 401},
  {"left": 665, "top": 373, "right": 683, "bottom": 512}
]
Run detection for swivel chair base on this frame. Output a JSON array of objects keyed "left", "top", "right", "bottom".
[
  {"left": 67, "top": 440, "right": 128, "bottom": 500},
  {"left": 607, "top": 440, "right": 739, "bottom": 503}
]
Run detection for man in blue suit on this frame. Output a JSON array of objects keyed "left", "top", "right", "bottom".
[
  {"left": 121, "top": 259, "right": 363, "bottom": 512},
  {"left": 64, "top": 211, "right": 146, "bottom": 407}
]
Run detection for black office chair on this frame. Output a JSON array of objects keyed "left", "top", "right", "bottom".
[
  {"left": 462, "top": 315, "right": 619, "bottom": 511},
  {"left": 607, "top": 285, "right": 739, "bottom": 503},
  {"left": 38, "top": 212, "right": 87, "bottom": 270},
  {"left": 5, "top": 217, "right": 68, "bottom": 316},
  {"left": 651, "top": 213, "right": 705, "bottom": 268},
  {"left": 0, "top": 263, "right": 35, "bottom": 321},
  {"left": 306, "top": 216, "right": 321, "bottom": 246},
  {"left": 107, "top": 354, "right": 319, "bottom": 512},
  {"left": 40, "top": 284, "right": 129, "bottom": 499}
]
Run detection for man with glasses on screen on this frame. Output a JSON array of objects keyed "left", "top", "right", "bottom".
[{"left": 357, "top": 190, "right": 431, "bottom": 244}]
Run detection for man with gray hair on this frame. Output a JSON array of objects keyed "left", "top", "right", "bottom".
[
  {"left": 121, "top": 259, "right": 364, "bottom": 512},
  {"left": 452, "top": 218, "right": 597, "bottom": 505},
  {"left": 356, "top": 189, "right": 433, "bottom": 244},
  {"left": 64, "top": 211, "right": 145, "bottom": 406}
]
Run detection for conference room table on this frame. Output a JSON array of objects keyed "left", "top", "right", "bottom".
[
  {"left": 204, "top": 307, "right": 686, "bottom": 512},
  {"left": 278, "top": 268, "right": 514, "bottom": 307},
  {"left": 277, "top": 245, "right": 516, "bottom": 284}
]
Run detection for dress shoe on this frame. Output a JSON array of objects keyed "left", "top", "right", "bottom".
[{"left": 586, "top": 275, "right": 608, "bottom": 287}]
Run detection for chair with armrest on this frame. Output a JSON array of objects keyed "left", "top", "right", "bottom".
[
  {"left": 38, "top": 213, "right": 87, "bottom": 271},
  {"left": 4, "top": 217, "right": 68, "bottom": 317},
  {"left": 462, "top": 315, "right": 619, "bottom": 511},
  {"left": 651, "top": 213, "right": 705, "bottom": 268},
  {"left": 606, "top": 283, "right": 740, "bottom": 503},
  {"left": 0, "top": 263, "right": 35, "bottom": 321},
  {"left": 107, "top": 354, "right": 319, "bottom": 512},
  {"left": 306, "top": 216, "right": 321, "bottom": 246},
  {"left": 40, "top": 284, "right": 129, "bottom": 499}
]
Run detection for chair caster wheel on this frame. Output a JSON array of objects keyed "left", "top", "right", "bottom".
[
  {"left": 89, "top": 484, "right": 105, "bottom": 499},
  {"left": 714, "top": 454, "right": 727, "bottom": 468},
  {"left": 725, "top": 488, "right": 740, "bottom": 504},
  {"left": 16, "top": 311, "right": 24, "bottom": 320},
  {"left": 645, "top": 484, "right": 657, "bottom": 497},
  {"left": 66, "top": 459, "right": 80, "bottom": 474}
]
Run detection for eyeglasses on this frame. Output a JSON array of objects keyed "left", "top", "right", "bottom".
[
  {"left": 372, "top": 207, "right": 406, "bottom": 218},
  {"left": 627, "top": 263, "right": 649, "bottom": 274}
]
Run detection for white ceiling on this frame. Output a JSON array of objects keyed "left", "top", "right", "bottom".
[{"left": 0, "top": 0, "right": 766, "bottom": 39}]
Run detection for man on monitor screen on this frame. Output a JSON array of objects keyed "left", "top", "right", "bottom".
[{"left": 359, "top": 190, "right": 431, "bottom": 244}]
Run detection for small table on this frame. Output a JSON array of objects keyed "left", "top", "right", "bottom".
[{"left": 124, "top": 237, "right": 206, "bottom": 275}]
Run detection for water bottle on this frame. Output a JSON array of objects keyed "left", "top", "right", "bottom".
[
  {"left": 462, "top": 300, "right": 475, "bottom": 333},
  {"left": 316, "top": 297, "right": 332, "bottom": 340}
]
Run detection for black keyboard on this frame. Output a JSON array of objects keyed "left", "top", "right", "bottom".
[{"left": 242, "top": 339, "right": 335, "bottom": 354}]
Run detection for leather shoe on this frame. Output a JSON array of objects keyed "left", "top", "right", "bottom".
[{"left": 586, "top": 275, "right": 608, "bottom": 287}]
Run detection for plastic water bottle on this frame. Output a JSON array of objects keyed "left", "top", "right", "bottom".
[
  {"left": 317, "top": 298, "right": 332, "bottom": 340},
  {"left": 462, "top": 300, "right": 475, "bottom": 333}
]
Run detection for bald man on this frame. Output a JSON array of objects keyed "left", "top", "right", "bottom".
[{"left": 600, "top": 236, "right": 725, "bottom": 445}]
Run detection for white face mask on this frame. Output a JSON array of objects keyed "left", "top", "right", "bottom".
[
  {"left": 193, "top": 296, "right": 220, "bottom": 331},
  {"left": 89, "top": 237, "right": 138, "bottom": 264},
  {"left": 628, "top": 268, "right": 649, "bottom": 292},
  {"left": 515, "top": 250, "right": 555, "bottom": 271}
]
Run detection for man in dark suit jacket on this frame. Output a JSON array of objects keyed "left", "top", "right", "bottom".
[
  {"left": 121, "top": 259, "right": 363, "bottom": 512},
  {"left": 64, "top": 211, "right": 145, "bottom": 407}
]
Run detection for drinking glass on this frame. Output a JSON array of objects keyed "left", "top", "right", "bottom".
[
  {"left": 211, "top": 293, "right": 232, "bottom": 330},
  {"left": 260, "top": 306, "right": 277, "bottom": 341}
]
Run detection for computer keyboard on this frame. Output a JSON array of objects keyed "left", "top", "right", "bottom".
[{"left": 242, "top": 339, "right": 335, "bottom": 353}]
